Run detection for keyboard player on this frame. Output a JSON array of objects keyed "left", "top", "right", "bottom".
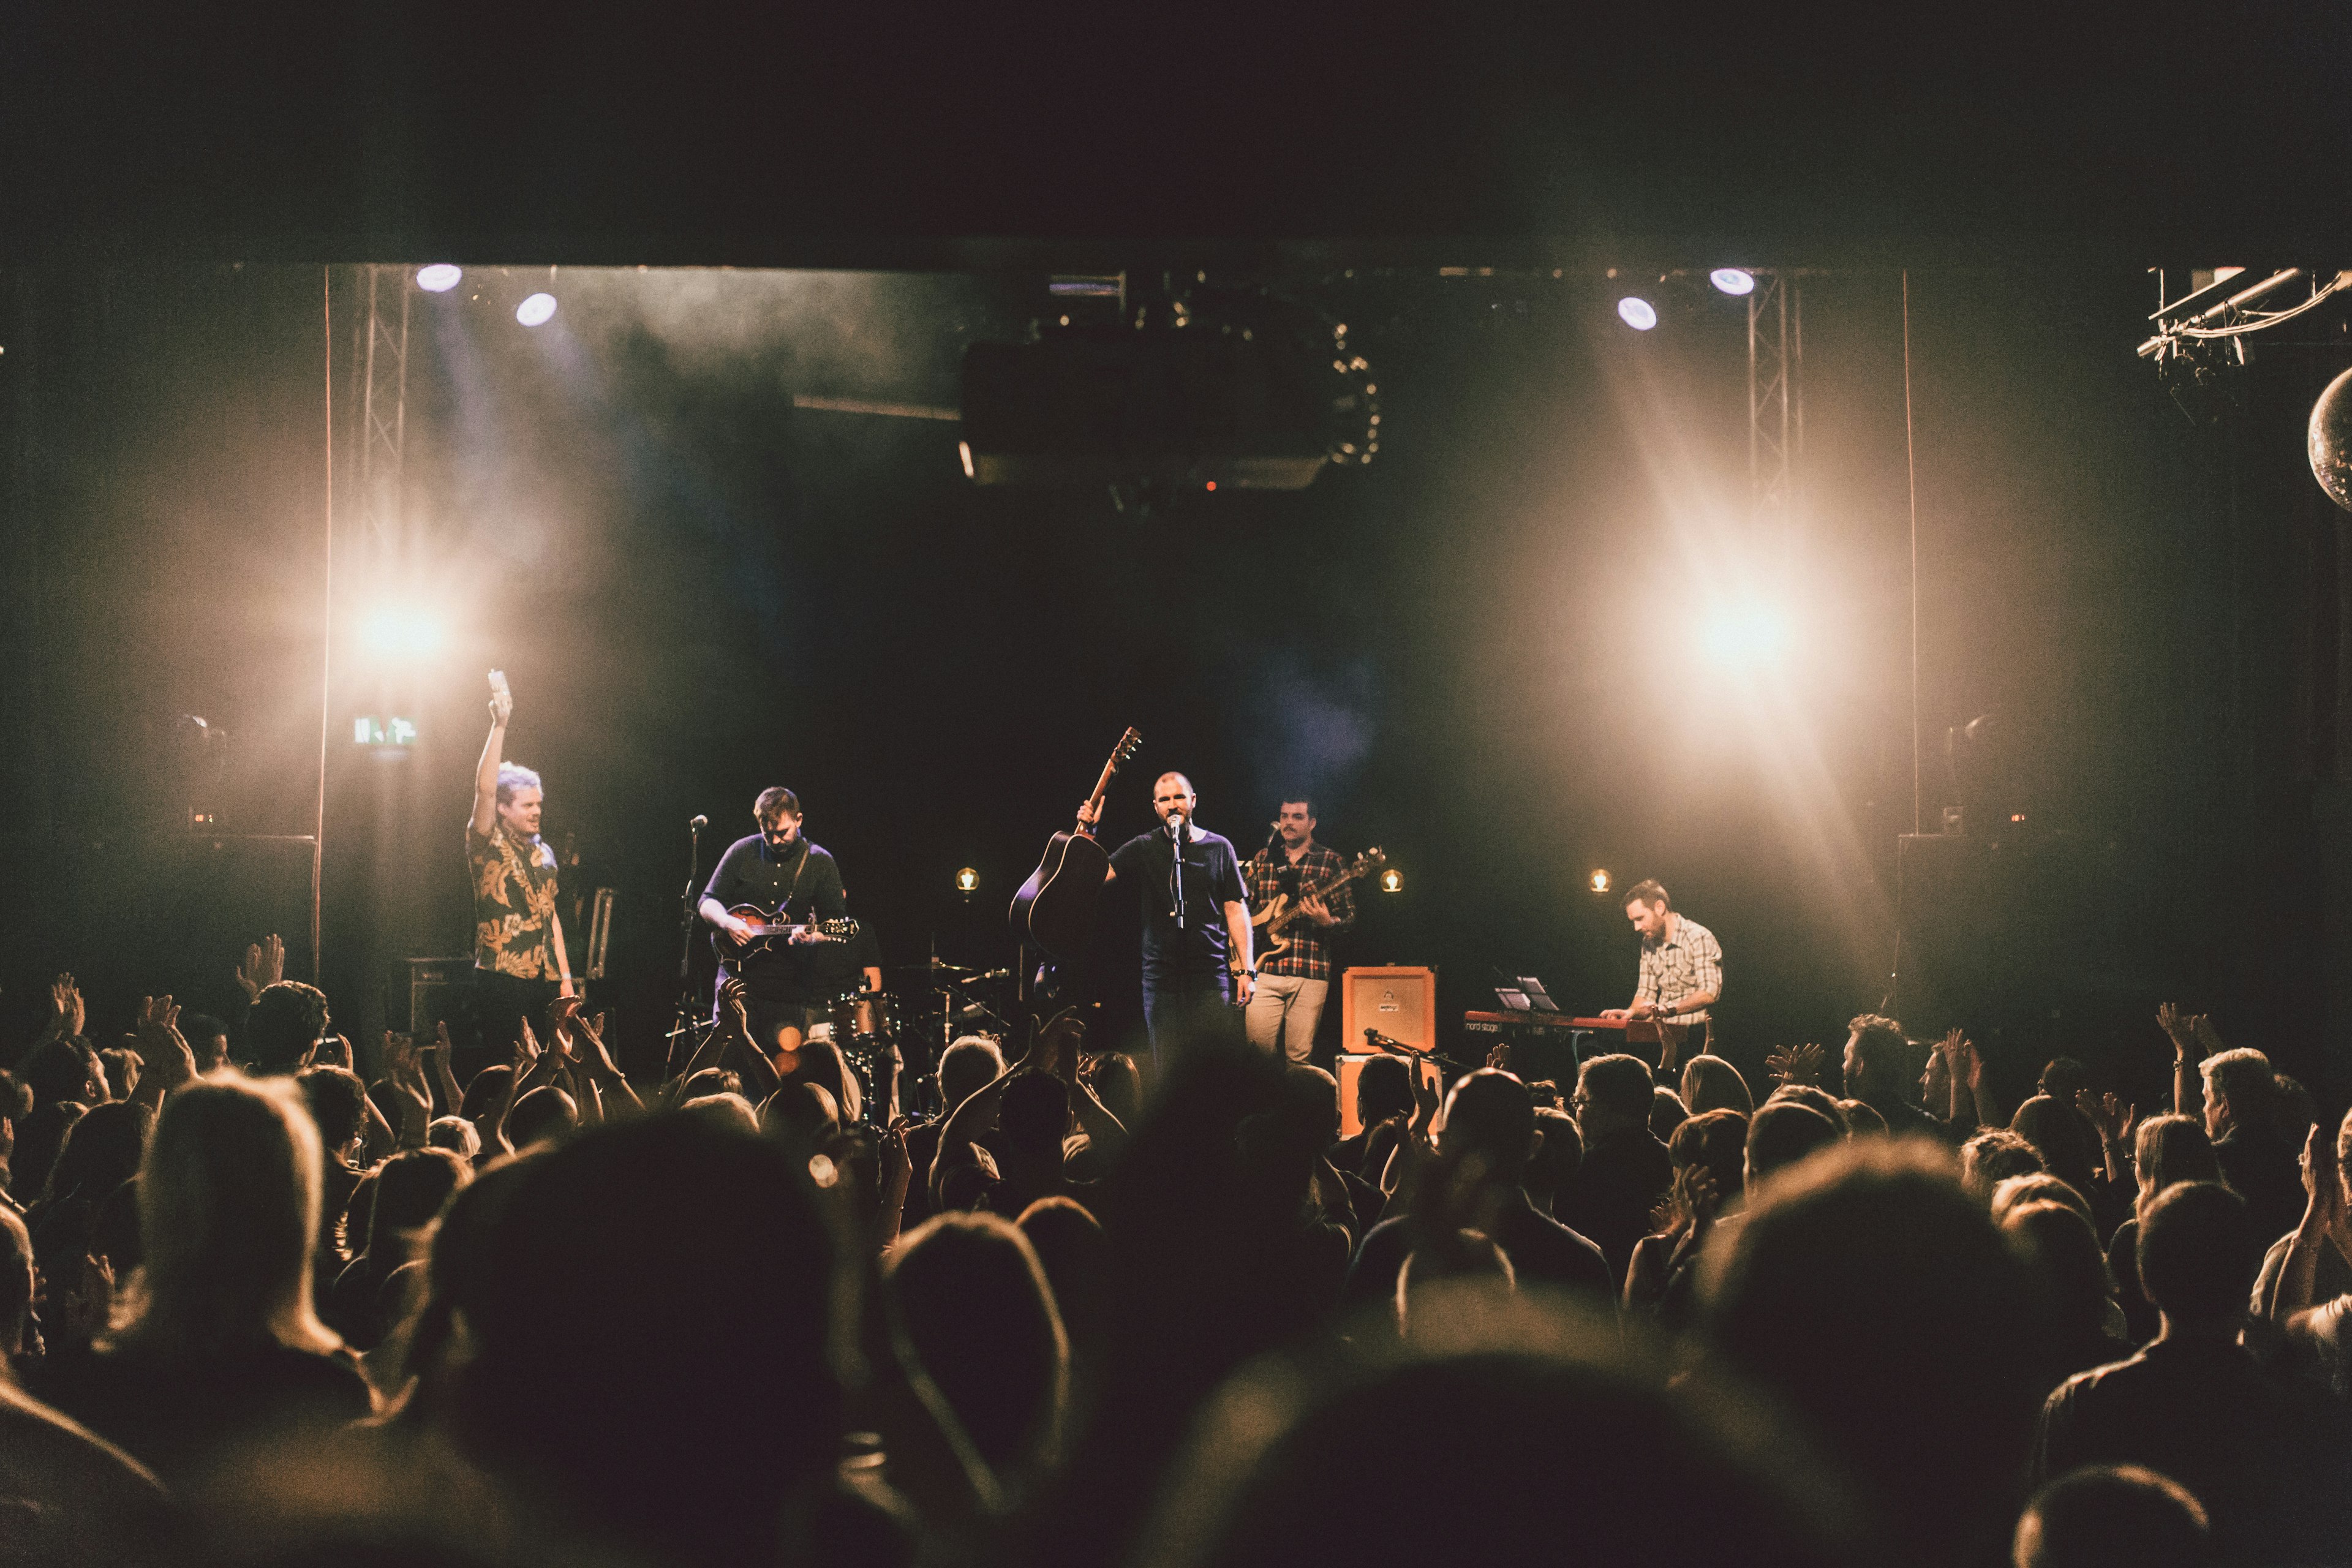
[{"left": 1599, "top": 879, "right": 1722, "bottom": 1055}]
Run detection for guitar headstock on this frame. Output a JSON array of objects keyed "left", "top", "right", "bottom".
[
  {"left": 1355, "top": 846, "right": 1389, "bottom": 874},
  {"left": 813, "top": 918, "right": 860, "bottom": 942},
  {"left": 1110, "top": 727, "right": 1143, "bottom": 770}
]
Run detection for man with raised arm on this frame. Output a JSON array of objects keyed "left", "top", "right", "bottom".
[{"left": 469, "top": 674, "right": 572, "bottom": 1056}]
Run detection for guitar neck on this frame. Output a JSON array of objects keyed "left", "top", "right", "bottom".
[{"left": 1079, "top": 760, "right": 1121, "bottom": 830}]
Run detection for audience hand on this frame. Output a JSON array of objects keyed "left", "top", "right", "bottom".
[
  {"left": 236, "top": 935, "right": 285, "bottom": 1004},
  {"left": 717, "top": 979, "right": 753, "bottom": 1043},
  {"left": 133, "top": 995, "right": 199, "bottom": 1089},
  {"left": 310, "top": 1035, "right": 354, "bottom": 1071},
  {"left": 2078, "top": 1090, "right": 2136, "bottom": 1147},
  {"left": 881, "top": 1118, "right": 914, "bottom": 1191},
  {"left": 2190, "top": 1012, "right": 2228, "bottom": 1063},
  {"left": 1765, "top": 1042, "right": 1825, "bottom": 1087},
  {"left": 1485, "top": 1041, "right": 1513, "bottom": 1073},
  {"left": 2301, "top": 1123, "right": 2343, "bottom": 1218},
  {"left": 49, "top": 973, "right": 85, "bottom": 1039},
  {"left": 2155, "top": 1001, "right": 2208, "bottom": 1061},
  {"left": 56, "top": 1252, "right": 115, "bottom": 1348}
]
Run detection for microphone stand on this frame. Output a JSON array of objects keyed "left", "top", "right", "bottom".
[
  {"left": 666, "top": 816, "right": 708, "bottom": 1079},
  {"left": 1167, "top": 814, "right": 1188, "bottom": 929}
]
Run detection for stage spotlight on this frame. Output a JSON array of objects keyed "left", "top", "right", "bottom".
[
  {"left": 516, "top": 293, "right": 558, "bottom": 327},
  {"left": 1617, "top": 297, "right": 1659, "bottom": 331},
  {"left": 1588, "top": 869, "right": 1612, "bottom": 895},
  {"left": 360, "top": 606, "right": 445, "bottom": 658},
  {"left": 1709, "top": 268, "right": 1755, "bottom": 296},
  {"left": 1378, "top": 868, "right": 1403, "bottom": 894},
  {"left": 955, "top": 867, "right": 979, "bottom": 894},
  {"left": 416, "top": 265, "right": 462, "bottom": 293},
  {"left": 1700, "top": 600, "right": 1792, "bottom": 666}
]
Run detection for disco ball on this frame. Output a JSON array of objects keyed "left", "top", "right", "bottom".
[{"left": 2309, "top": 366, "right": 2352, "bottom": 510}]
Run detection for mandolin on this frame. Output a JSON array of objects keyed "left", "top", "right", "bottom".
[
  {"left": 1251, "top": 848, "right": 1386, "bottom": 963},
  {"left": 1011, "top": 727, "right": 1143, "bottom": 962},
  {"left": 714, "top": 903, "right": 859, "bottom": 967}
]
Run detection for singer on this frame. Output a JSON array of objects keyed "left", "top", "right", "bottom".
[
  {"left": 1081, "top": 771, "right": 1251, "bottom": 1063},
  {"left": 467, "top": 672, "right": 574, "bottom": 1055}
]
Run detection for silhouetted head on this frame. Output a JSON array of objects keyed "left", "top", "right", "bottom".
[
  {"left": 506, "top": 1085, "right": 578, "bottom": 1150},
  {"left": 1354, "top": 1055, "right": 1414, "bottom": 1128},
  {"left": 1000, "top": 1071, "right": 1074, "bottom": 1166},
  {"left": 1436, "top": 1069, "right": 1539, "bottom": 1185},
  {"left": 1681, "top": 1055, "right": 1755, "bottom": 1116},
  {"left": 1766, "top": 1083, "right": 1849, "bottom": 1134},
  {"left": 1650, "top": 1085, "right": 1689, "bottom": 1142},
  {"left": 1019, "top": 1195, "right": 1107, "bottom": 1347},
  {"left": 248, "top": 981, "right": 331, "bottom": 1075},
  {"left": 764, "top": 1082, "right": 839, "bottom": 1147},
  {"left": 1990, "top": 1173, "right": 2094, "bottom": 1232},
  {"left": 2137, "top": 1181, "right": 2257, "bottom": 1335},
  {"left": 41, "top": 1098, "right": 150, "bottom": 1204},
  {"left": 2132, "top": 1115, "right": 2220, "bottom": 1222},
  {"left": 0, "top": 1207, "right": 32, "bottom": 1355},
  {"left": 460, "top": 1065, "right": 514, "bottom": 1123},
  {"left": 884, "top": 1210, "right": 1068, "bottom": 1498},
  {"left": 296, "top": 1065, "right": 368, "bottom": 1159},
  {"left": 2014, "top": 1464, "right": 2209, "bottom": 1568},
  {"left": 122, "top": 1076, "right": 338, "bottom": 1356},
  {"left": 2036, "top": 1057, "right": 2089, "bottom": 1104},
  {"left": 1089, "top": 1051, "right": 1144, "bottom": 1130},
  {"left": 2002, "top": 1199, "right": 2117, "bottom": 1357},
  {"left": 1523, "top": 1107, "right": 1583, "bottom": 1208},
  {"left": 1745, "top": 1101, "right": 1841, "bottom": 1189},
  {"left": 939, "top": 1036, "right": 1006, "bottom": 1112},
  {"left": 1670, "top": 1108, "right": 1749, "bottom": 1201},
  {"left": 2198, "top": 1049, "right": 2273, "bottom": 1140},
  {"left": 1702, "top": 1139, "right": 2044, "bottom": 1561},
  {"left": 448, "top": 1114, "right": 844, "bottom": 1565},
  {"left": 682, "top": 1092, "right": 761, "bottom": 1134},
  {"left": 1573, "top": 1055, "right": 1653, "bottom": 1142},
  {"left": 363, "top": 1148, "right": 470, "bottom": 1254},
  {"left": 1136, "top": 1289, "right": 1866, "bottom": 1568},
  {"left": 1836, "top": 1099, "right": 1888, "bottom": 1137},
  {"left": 1841, "top": 1015, "right": 1910, "bottom": 1101},
  {"left": 2010, "top": 1095, "right": 2098, "bottom": 1196},
  {"left": 1959, "top": 1128, "right": 2045, "bottom": 1201},
  {"left": 21, "top": 1039, "right": 106, "bottom": 1109}
]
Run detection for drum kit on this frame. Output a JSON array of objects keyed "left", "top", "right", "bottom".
[{"left": 808, "top": 957, "right": 1018, "bottom": 1125}]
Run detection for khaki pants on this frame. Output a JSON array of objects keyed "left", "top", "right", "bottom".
[{"left": 1245, "top": 973, "right": 1329, "bottom": 1063}]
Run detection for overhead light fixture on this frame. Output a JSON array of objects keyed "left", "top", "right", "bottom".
[
  {"left": 955, "top": 867, "right": 979, "bottom": 894},
  {"left": 1378, "top": 869, "right": 1404, "bottom": 894},
  {"left": 416, "top": 265, "right": 463, "bottom": 293},
  {"left": 1616, "top": 297, "right": 1659, "bottom": 331},
  {"left": 516, "top": 293, "right": 558, "bottom": 327},
  {"left": 1709, "top": 268, "right": 1756, "bottom": 296},
  {"left": 1589, "top": 869, "right": 1613, "bottom": 895}
]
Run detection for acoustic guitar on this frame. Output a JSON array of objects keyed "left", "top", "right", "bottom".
[
  {"left": 1251, "top": 848, "right": 1385, "bottom": 963},
  {"left": 1011, "top": 726, "right": 1142, "bottom": 962}
]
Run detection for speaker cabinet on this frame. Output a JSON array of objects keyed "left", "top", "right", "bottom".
[{"left": 1341, "top": 965, "right": 1438, "bottom": 1053}]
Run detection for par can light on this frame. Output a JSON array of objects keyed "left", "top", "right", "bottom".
[
  {"left": 1709, "top": 268, "right": 1756, "bottom": 296},
  {"left": 416, "top": 265, "right": 463, "bottom": 293},
  {"left": 516, "top": 293, "right": 558, "bottom": 327},
  {"left": 1616, "top": 297, "right": 1659, "bottom": 331}
]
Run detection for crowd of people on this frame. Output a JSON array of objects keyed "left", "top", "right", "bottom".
[{"left": 0, "top": 956, "right": 2346, "bottom": 1568}]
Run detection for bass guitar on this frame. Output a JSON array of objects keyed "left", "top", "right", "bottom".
[
  {"left": 1251, "top": 847, "right": 1386, "bottom": 965},
  {"left": 1011, "top": 726, "right": 1143, "bottom": 962}
]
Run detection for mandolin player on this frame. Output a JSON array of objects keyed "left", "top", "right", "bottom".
[
  {"left": 1242, "top": 796, "right": 1355, "bottom": 1063},
  {"left": 699, "top": 786, "right": 850, "bottom": 1068}
]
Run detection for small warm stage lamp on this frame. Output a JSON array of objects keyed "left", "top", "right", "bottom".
[
  {"left": 1617, "top": 297, "right": 1659, "bottom": 331},
  {"left": 955, "top": 867, "right": 979, "bottom": 894},
  {"left": 1379, "top": 869, "right": 1403, "bottom": 894},
  {"left": 1709, "top": 268, "right": 1756, "bottom": 296},
  {"left": 1589, "top": 869, "right": 1612, "bottom": 895},
  {"left": 417, "top": 265, "right": 463, "bottom": 293},
  {"left": 516, "top": 293, "right": 558, "bottom": 327}
]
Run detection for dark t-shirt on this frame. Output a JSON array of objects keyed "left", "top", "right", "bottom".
[
  {"left": 1556, "top": 1127, "right": 1675, "bottom": 1287},
  {"left": 35, "top": 1339, "right": 373, "bottom": 1491},
  {"left": 703, "top": 835, "right": 848, "bottom": 1003},
  {"left": 1107, "top": 824, "right": 1246, "bottom": 974}
]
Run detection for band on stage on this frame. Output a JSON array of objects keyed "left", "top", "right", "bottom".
[{"left": 461, "top": 673, "right": 1724, "bottom": 1129}]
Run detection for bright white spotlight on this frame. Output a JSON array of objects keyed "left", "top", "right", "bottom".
[
  {"left": 416, "top": 264, "right": 462, "bottom": 293},
  {"left": 516, "top": 292, "right": 558, "bottom": 327},
  {"left": 360, "top": 606, "right": 446, "bottom": 658},
  {"left": 1701, "top": 601, "right": 1793, "bottom": 666},
  {"left": 1616, "top": 296, "right": 1659, "bottom": 331},
  {"left": 1709, "top": 268, "right": 1756, "bottom": 296}
]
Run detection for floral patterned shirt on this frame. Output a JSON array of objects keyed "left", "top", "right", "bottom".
[{"left": 468, "top": 822, "right": 560, "bottom": 979}]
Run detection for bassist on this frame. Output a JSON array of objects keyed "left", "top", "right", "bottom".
[
  {"left": 1242, "top": 796, "right": 1355, "bottom": 1063},
  {"left": 699, "top": 787, "right": 849, "bottom": 1069}
]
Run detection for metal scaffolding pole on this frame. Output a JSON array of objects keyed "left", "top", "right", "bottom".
[
  {"left": 1747, "top": 270, "right": 1804, "bottom": 526},
  {"left": 358, "top": 265, "right": 410, "bottom": 554}
]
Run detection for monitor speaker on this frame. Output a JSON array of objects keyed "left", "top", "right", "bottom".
[{"left": 1340, "top": 965, "right": 1437, "bottom": 1053}]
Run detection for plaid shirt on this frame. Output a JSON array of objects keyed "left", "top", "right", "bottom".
[
  {"left": 1635, "top": 914, "right": 1722, "bottom": 1024},
  {"left": 1245, "top": 842, "right": 1357, "bottom": 981}
]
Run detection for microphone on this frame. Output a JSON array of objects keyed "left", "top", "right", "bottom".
[
  {"left": 690, "top": 815, "right": 708, "bottom": 831},
  {"left": 1167, "top": 812, "right": 1188, "bottom": 843}
]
